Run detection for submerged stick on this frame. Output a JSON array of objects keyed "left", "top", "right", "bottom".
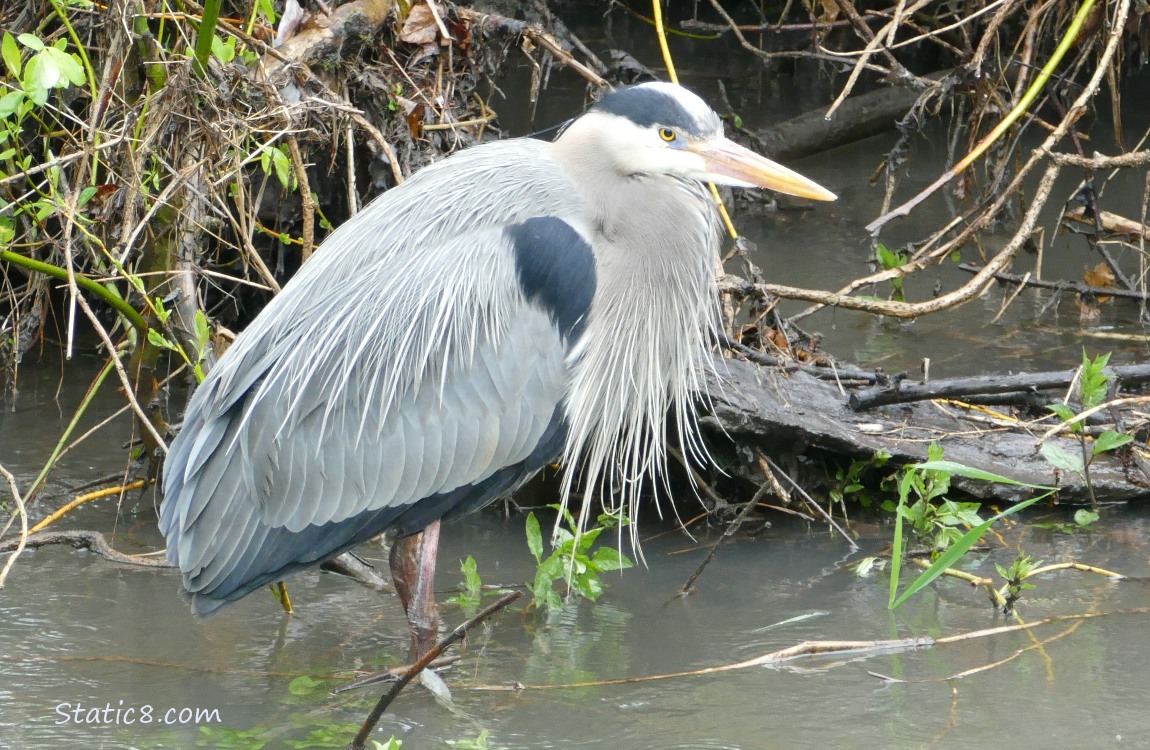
[
  {"left": 462, "top": 608, "right": 1148, "bottom": 692},
  {"left": 348, "top": 590, "right": 521, "bottom": 750}
]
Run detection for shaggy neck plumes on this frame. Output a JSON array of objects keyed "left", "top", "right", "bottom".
[{"left": 552, "top": 119, "right": 722, "bottom": 552}]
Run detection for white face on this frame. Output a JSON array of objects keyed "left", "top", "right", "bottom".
[{"left": 586, "top": 84, "right": 836, "bottom": 201}]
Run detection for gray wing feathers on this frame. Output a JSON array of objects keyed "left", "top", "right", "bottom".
[{"left": 162, "top": 139, "right": 585, "bottom": 599}]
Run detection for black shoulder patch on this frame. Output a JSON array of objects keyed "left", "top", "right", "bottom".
[
  {"left": 592, "top": 85, "right": 709, "bottom": 137},
  {"left": 508, "top": 217, "right": 596, "bottom": 342}
]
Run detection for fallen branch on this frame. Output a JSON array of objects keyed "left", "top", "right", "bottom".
[
  {"left": 30, "top": 480, "right": 150, "bottom": 533},
  {"left": 0, "top": 530, "right": 173, "bottom": 568},
  {"left": 865, "top": 0, "right": 1102, "bottom": 234},
  {"left": 461, "top": 608, "right": 1148, "bottom": 691},
  {"left": 1063, "top": 204, "right": 1150, "bottom": 242},
  {"left": 848, "top": 363, "right": 1150, "bottom": 411},
  {"left": 719, "top": 160, "right": 1062, "bottom": 320},
  {"left": 348, "top": 590, "right": 522, "bottom": 750},
  {"left": 752, "top": 72, "right": 947, "bottom": 162}
]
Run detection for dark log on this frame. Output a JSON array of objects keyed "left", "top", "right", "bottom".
[
  {"left": 753, "top": 72, "right": 948, "bottom": 162},
  {"left": 848, "top": 363, "right": 1150, "bottom": 411},
  {"left": 703, "top": 357, "right": 1145, "bottom": 504}
]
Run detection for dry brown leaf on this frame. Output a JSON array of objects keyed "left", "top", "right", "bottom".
[
  {"left": 399, "top": 4, "right": 438, "bottom": 46},
  {"left": 1083, "top": 261, "right": 1116, "bottom": 289}
]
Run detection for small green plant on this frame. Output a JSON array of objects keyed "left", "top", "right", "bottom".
[
  {"left": 146, "top": 298, "right": 212, "bottom": 382},
  {"left": 525, "top": 507, "right": 633, "bottom": 612},
  {"left": 444, "top": 554, "right": 483, "bottom": 613},
  {"left": 283, "top": 722, "right": 364, "bottom": 749},
  {"left": 286, "top": 674, "right": 326, "bottom": 697},
  {"left": 997, "top": 553, "right": 1042, "bottom": 613},
  {"left": 887, "top": 461, "right": 1055, "bottom": 609},
  {"left": 829, "top": 449, "right": 891, "bottom": 509},
  {"left": 894, "top": 444, "right": 984, "bottom": 554},
  {"left": 259, "top": 141, "right": 297, "bottom": 191},
  {"left": 0, "top": 32, "right": 91, "bottom": 238},
  {"left": 2, "top": 31, "right": 87, "bottom": 107},
  {"left": 387, "top": 83, "right": 404, "bottom": 112},
  {"left": 1043, "top": 350, "right": 1134, "bottom": 508},
  {"left": 1035, "top": 507, "right": 1100, "bottom": 534},
  {"left": 874, "top": 243, "right": 907, "bottom": 301}
]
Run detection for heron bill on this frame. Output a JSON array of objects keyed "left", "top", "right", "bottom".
[{"left": 691, "top": 137, "right": 837, "bottom": 201}]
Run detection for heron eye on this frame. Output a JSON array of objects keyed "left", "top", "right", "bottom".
[{"left": 658, "top": 127, "right": 677, "bottom": 142}]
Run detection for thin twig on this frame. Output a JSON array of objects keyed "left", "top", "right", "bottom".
[
  {"left": 0, "top": 464, "right": 29, "bottom": 588},
  {"left": 348, "top": 590, "right": 522, "bottom": 750},
  {"left": 767, "top": 458, "right": 858, "bottom": 549},
  {"left": 286, "top": 135, "right": 316, "bottom": 262},
  {"left": 677, "top": 474, "right": 766, "bottom": 597}
]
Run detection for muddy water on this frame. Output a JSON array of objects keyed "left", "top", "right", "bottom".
[{"left": 5, "top": 12, "right": 1150, "bottom": 750}]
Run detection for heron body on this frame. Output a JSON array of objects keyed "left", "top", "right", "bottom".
[{"left": 160, "top": 83, "right": 834, "bottom": 620}]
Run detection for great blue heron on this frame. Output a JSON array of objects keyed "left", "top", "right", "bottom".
[{"left": 160, "top": 82, "right": 834, "bottom": 655}]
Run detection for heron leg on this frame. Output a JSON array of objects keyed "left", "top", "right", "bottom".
[{"left": 389, "top": 519, "right": 442, "bottom": 659}]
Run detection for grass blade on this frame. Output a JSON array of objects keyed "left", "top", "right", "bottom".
[{"left": 890, "top": 491, "right": 1052, "bottom": 609}]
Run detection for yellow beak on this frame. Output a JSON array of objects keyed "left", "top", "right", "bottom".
[{"left": 690, "top": 137, "right": 837, "bottom": 202}]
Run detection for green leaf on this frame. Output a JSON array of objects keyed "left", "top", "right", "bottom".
[
  {"left": 1047, "top": 403, "right": 1076, "bottom": 423},
  {"left": 911, "top": 460, "right": 1057, "bottom": 489},
  {"left": 1092, "top": 430, "right": 1133, "bottom": 455},
  {"left": 875, "top": 243, "right": 902, "bottom": 270},
  {"left": 1074, "top": 508, "right": 1099, "bottom": 527},
  {"left": 272, "top": 145, "right": 291, "bottom": 189},
  {"left": 43, "top": 47, "right": 85, "bottom": 87},
  {"left": 211, "top": 35, "right": 236, "bottom": 64},
  {"left": 77, "top": 185, "right": 98, "bottom": 207},
  {"left": 287, "top": 674, "right": 324, "bottom": 695},
  {"left": 147, "top": 329, "right": 176, "bottom": 350},
  {"left": 0, "top": 89, "right": 20, "bottom": 118},
  {"left": 2, "top": 33, "right": 21, "bottom": 78},
  {"left": 891, "top": 491, "right": 1050, "bottom": 609},
  {"left": 525, "top": 512, "right": 543, "bottom": 563},
  {"left": 194, "top": 309, "right": 211, "bottom": 349},
  {"left": 1079, "top": 349, "right": 1113, "bottom": 410},
  {"left": 16, "top": 33, "right": 44, "bottom": 52},
  {"left": 20, "top": 53, "right": 50, "bottom": 106},
  {"left": 590, "top": 546, "right": 632, "bottom": 572},
  {"left": 574, "top": 525, "right": 603, "bottom": 551},
  {"left": 887, "top": 469, "right": 915, "bottom": 608},
  {"left": 460, "top": 555, "right": 481, "bottom": 595},
  {"left": 1039, "top": 443, "right": 1084, "bottom": 474}
]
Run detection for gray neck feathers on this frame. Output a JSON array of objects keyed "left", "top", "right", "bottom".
[{"left": 551, "top": 121, "right": 721, "bottom": 549}]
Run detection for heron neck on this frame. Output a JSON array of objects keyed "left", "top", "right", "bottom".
[{"left": 550, "top": 120, "right": 721, "bottom": 537}]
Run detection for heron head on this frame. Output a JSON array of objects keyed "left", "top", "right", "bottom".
[{"left": 578, "top": 82, "right": 836, "bottom": 202}]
